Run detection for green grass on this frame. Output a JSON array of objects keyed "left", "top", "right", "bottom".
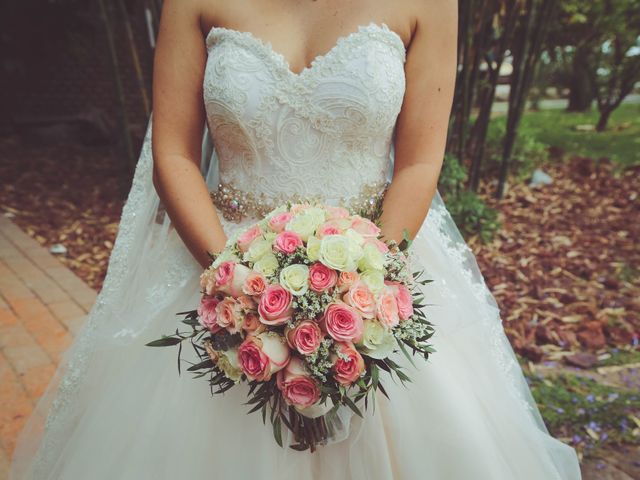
[
  {"left": 515, "top": 103, "right": 640, "bottom": 168},
  {"left": 596, "top": 347, "right": 640, "bottom": 368},
  {"left": 527, "top": 372, "right": 640, "bottom": 458}
]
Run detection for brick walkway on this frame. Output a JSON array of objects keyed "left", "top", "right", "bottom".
[{"left": 0, "top": 217, "right": 96, "bottom": 478}]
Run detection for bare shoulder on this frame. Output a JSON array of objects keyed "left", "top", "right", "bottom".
[{"left": 404, "top": 0, "right": 457, "bottom": 46}]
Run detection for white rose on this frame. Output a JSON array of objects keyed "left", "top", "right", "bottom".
[
  {"left": 286, "top": 214, "right": 318, "bottom": 241},
  {"left": 360, "top": 269, "right": 385, "bottom": 294},
  {"left": 279, "top": 264, "right": 310, "bottom": 296},
  {"left": 358, "top": 242, "right": 385, "bottom": 272},
  {"left": 358, "top": 320, "right": 396, "bottom": 359},
  {"left": 217, "top": 348, "right": 243, "bottom": 382},
  {"left": 243, "top": 238, "right": 272, "bottom": 263},
  {"left": 306, "top": 235, "right": 321, "bottom": 262},
  {"left": 303, "top": 207, "right": 327, "bottom": 226},
  {"left": 253, "top": 253, "right": 279, "bottom": 277},
  {"left": 319, "top": 235, "right": 356, "bottom": 272}
]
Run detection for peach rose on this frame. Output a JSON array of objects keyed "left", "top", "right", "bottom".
[
  {"left": 276, "top": 356, "right": 321, "bottom": 409},
  {"left": 237, "top": 224, "right": 263, "bottom": 252},
  {"left": 350, "top": 216, "right": 381, "bottom": 238},
  {"left": 285, "top": 320, "right": 323, "bottom": 355},
  {"left": 325, "top": 206, "right": 350, "bottom": 220},
  {"left": 343, "top": 281, "right": 376, "bottom": 319},
  {"left": 321, "top": 302, "right": 364, "bottom": 343},
  {"left": 331, "top": 342, "right": 365, "bottom": 386},
  {"left": 376, "top": 287, "right": 400, "bottom": 328},
  {"left": 336, "top": 270, "right": 359, "bottom": 293},
  {"left": 386, "top": 282, "right": 414, "bottom": 321},
  {"left": 242, "top": 312, "right": 262, "bottom": 333},
  {"left": 199, "top": 269, "right": 217, "bottom": 295},
  {"left": 258, "top": 284, "right": 293, "bottom": 326},
  {"left": 274, "top": 231, "right": 303, "bottom": 254},
  {"left": 237, "top": 332, "right": 290, "bottom": 381},
  {"left": 242, "top": 271, "right": 267, "bottom": 296},
  {"left": 215, "top": 297, "right": 244, "bottom": 334},
  {"left": 308, "top": 262, "right": 338, "bottom": 292},
  {"left": 268, "top": 212, "right": 294, "bottom": 233},
  {"left": 197, "top": 296, "right": 222, "bottom": 332}
]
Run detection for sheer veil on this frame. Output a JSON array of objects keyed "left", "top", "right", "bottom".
[{"left": 10, "top": 111, "right": 574, "bottom": 478}]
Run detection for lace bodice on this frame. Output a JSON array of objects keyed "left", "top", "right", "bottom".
[{"left": 203, "top": 22, "right": 406, "bottom": 222}]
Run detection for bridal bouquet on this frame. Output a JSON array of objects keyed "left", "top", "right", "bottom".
[{"left": 147, "top": 203, "right": 434, "bottom": 451}]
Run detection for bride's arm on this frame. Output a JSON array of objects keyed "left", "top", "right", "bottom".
[
  {"left": 152, "top": 0, "right": 227, "bottom": 268},
  {"left": 379, "top": 0, "right": 458, "bottom": 243}
]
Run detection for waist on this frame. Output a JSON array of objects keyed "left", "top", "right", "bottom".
[{"left": 210, "top": 180, "right": 389, "bottom": 223}]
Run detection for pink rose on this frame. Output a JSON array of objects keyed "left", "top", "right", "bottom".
[
  {"left": 214, "top": 261, "right": 251, "bottom": 297},
  {"left": 197, "top": 296, "right": 222, "bottom": 332},
  {"left": 317, "top": 221, "right": 342, "bottom": 238},
  {"left": 258, "top": 284, "right": 293, "bottom": 326},
  {"left": 268, "top": 212, "right": 294, "bottom": 233},
  {"left": 308, "top": 262, "right": 338, "bottom": 292},
  {"left": 336, "top": 271, "right": 359, "bottom": 293},
  {"left": 331, "top": 342, "right": 365, "bottom": 386},
  {"left": 350, "top": 216, "right": 381, "bottom": 238},
  {"left": 242, "top": 271, "right": 267, "bottom": 296},
  {"left": 325, "top": 206, "right": 350, "bottom": 220},
  {"left": 215, "top": 297, "right": 244, "bottom": 334},
  {"left": 285, "top": 320, "right": 323, "bottom": 355},
  {"left": 343, "top": 281, "right": 376, "bottom": 319},
  {"left": 320, "top": 302, "right": 363, "bottom": 343},
  {"left": 274, "top": 231, "right": 303, "bottom": 254},
  {"left": 276, "top": 356, "right": 321, "bottom": 409},
  {"left": 237, "top": 225, "right": 263, "bottom": 252},
  {"left": 376, "top": 287, "right": 400, "bottom": 328},
  {"left": 386, "top": 282, "right": 414, "bottom": 321},
  {"left": 238, "top": 332, "right": 290, "bottom": 381}
]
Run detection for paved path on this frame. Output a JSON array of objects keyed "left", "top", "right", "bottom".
[{"left": 0, "top": 216, "right": 96, "bottom": 479}]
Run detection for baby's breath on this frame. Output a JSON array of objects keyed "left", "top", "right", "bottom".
[{"left": 305, "top": 338, "right": 334, "bottom": 382}]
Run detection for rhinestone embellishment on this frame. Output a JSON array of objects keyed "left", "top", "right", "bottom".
[{"left": 210, "top": 181, "right": 389, "bottom": 223}]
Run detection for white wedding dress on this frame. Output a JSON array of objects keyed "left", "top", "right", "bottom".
[{"left": 10, "top": 22, "right": 582, "bottom": 479}]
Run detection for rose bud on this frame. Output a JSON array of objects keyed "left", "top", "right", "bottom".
[{"left": 237, "top": 332, "right": 290, "bottom": 381}]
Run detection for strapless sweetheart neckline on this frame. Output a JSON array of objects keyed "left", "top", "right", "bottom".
[{"left": 205, "top": 21, "right": 406, "bottom": 78}]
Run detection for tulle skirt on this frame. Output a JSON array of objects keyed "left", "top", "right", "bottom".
[{"left": 9, "top": 202, "right": 582, "bottom": 479}]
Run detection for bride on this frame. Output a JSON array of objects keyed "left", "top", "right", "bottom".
[{"left": 10, "top": 0, "right": 582, "bottom": 478}]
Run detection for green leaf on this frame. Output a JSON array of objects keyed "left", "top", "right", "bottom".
[
  {"left": 397, "top": 339, "right": 417, "bottom": 368},
  {"left": 187, "top": 358, "right": 214, "bottom": 372},
  {"left": 273, "top": 416, "right": 283, "bottom": 447},
  {"left": 343, "top": 395, "right": 363, "bottom": 418},
  {"left": 145, "top": 336, "right": 183, "bottom": 347}
]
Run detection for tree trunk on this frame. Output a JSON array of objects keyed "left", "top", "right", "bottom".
[
  {"left": 596, "top": 108, "right": 612, "bottom": 132},
  {"left": 567, "top": 47, "right": 593, "bottom": 112}
]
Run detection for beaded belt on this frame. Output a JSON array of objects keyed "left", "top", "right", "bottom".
[{"left": 210, "top": 180, "right": 389, "bottom": 223}]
